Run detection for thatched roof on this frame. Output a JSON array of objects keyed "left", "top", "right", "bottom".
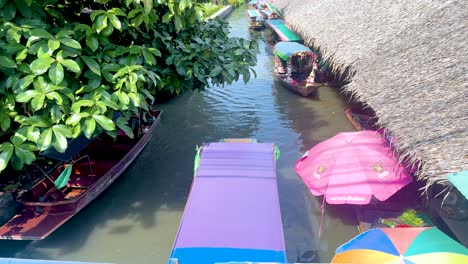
[{"left": 273, "top": 0, "right": 468, "bottom": 189}]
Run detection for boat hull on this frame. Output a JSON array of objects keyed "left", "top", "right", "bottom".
[
  {"left": 275, "top": 72, "right": 318, "bottom": 97},
  {"left": 0, "top": 111, "right": 162, "bottom": 240}
]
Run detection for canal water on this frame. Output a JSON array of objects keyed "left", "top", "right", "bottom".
[{"left": 0, "top": 5, "right": 359, "bottom": 264}]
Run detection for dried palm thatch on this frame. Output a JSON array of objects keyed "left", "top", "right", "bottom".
[{"left": 273, "top": 0, "right": 468, "bottom": 190}]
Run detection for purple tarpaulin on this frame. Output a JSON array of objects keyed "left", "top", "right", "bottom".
[{"left": 169, "top": 142, "right": 286, "bottom": 263}]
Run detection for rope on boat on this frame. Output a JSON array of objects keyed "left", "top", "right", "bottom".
[
  {"left": 193, "top": 145, "right": 201, "bottom": 176},
  {"left": 274, "top": 146, "right": 280, "bottom": 160}
]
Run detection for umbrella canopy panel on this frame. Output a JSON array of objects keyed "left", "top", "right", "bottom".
[
  {"left": 332, "top": 227, "right": 468, "bottom": 263},
  {"left": 295, "top": 130, "right": 412, "bottom": 205}
]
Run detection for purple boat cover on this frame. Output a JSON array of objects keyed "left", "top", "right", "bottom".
[{"left": 172, "top": 142, "right": 285, "bottom": 251}]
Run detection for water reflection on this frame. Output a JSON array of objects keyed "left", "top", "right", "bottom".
[{"left": 0, "top": 4, "right": 358, "bottom": 264}]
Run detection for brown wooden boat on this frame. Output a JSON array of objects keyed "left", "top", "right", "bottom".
[
  {"left": 274, "top": 42, "right": 319, "bottom": 97},
  {"left": 344, "top": 107, "right": 379, "bottom": 131},
  {"left": 0, "top": 110, "right": 162, "bottom": 240}
]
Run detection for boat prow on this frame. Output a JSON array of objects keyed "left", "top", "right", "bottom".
[{"left": 0, "top": 208, "right": 74, "bottom": 240}]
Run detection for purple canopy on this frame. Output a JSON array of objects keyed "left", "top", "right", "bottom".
[{"left": 169, "top": 142, "right": 286, "bottom": 264}]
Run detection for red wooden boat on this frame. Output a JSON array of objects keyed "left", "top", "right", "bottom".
[
  {"left": 0, "top": 110, "right": 162, "bottom": 240},
  {"left": 274, "top": 42, "right": 319, "bottom": 97}
]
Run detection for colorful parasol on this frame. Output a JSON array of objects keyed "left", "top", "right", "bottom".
[{"left": 332, "top": 227, "right": 468, "bottom": 263}]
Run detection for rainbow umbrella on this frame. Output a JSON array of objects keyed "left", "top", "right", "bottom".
[{"left": 332, "top": 227, "right": 468, "bottom": 263}]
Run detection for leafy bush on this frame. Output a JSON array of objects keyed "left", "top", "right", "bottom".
[
  {"left": 202, "top": 3, "right": 223, "bottom": 18},
  {"left": 227, "top": 0, "right": 247, "bottom": 7},
  {"left": 0, "top": 0, "right": 258, "bottom": 174}
]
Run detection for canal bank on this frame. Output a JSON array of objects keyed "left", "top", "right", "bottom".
[{"left": 0, "top": 4, "right": 358, "bottom": 263}]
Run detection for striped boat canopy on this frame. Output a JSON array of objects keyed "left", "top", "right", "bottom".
[
  {"left": 266, "top": 19, "right": 302, "bottom": 42},
  {"left": 168, "top": 141, "right": 286, "bottom": 264},
  {"left": 247, "top": 9, "right": 262, "bottom": 18},
  {"left": 274, "top": 41, "right": 313, "bottom": 61}
]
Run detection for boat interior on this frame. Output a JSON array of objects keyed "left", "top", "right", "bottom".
[{"left": 18, "top": 135, "right": 135, "bottom": 204}]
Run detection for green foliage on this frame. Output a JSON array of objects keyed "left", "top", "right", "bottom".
[
  {"left": 226, "top": 0, "right": 246, "bottom": 7},
  {"left": 399, "top": 209, "right": 425, "bottom": 227},
  {"left": 201, "top": 3, "right": 223, "bottom": 18},
  {"left": 0, "top": 0, "right": 258, "bottom": 174}
]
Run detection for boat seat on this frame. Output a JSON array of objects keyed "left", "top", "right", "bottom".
[
  {"left": 67, "top": 175, "right": 96, "bottom": 188},
  {"left": 64, "top": 189, "right": 86, "bottom": 199}
]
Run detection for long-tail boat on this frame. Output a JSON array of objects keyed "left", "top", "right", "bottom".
[
  {"left": 274, "top": 41, "right": 319, "bottom": 97},
  {"left": 265, "top": 19, "right": 302, "bottom": 45},
  {"left": 168, "top": 140, "right": 287, "bottom": 264},
  {"left": 246, "top": 9, "right": 264, "bottom": 30},
  {"left": 265, "top": 0, "right": 283, "bottom": 19},
  {"left": 260, "top": 9, "right": 281, "bottom": 20},
  {"left": 0, "top": 110, "right": 162, "bottom": 240}
]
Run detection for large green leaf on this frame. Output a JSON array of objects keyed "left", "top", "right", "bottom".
[
  {"left": 16, "top": 90, "right": 42, "bottom": 102},
  {"left": 95, "top": 15, "right": 108, "bottom": 33},
  {"left": 83, "top": 118, "right": 96, "bottom": 138},
  {"left": 0, "top": 113, "right": 10, "bottom": 132},
  {"left": 30, "top": 28, "right": 54, "bottom": 39},
  {"left": 179, "top": 0, "right": 191, "bottom": 11},
  {"left": 30, "top": 56, "right": 55, "bottom": 74},
  {"left": 0, "top": 3, "right": 16, "bottom": 21},
  {"left": 117, "top": 123, "right": 134, "bottom": 139},
  {"left": 58, "top": 38, "right": 81, "bottom": 49},
  {"left": 66, "top": 112, "right": 89, "bottom": 126},
  {"left": 0, "top": 143, "right": 14, "bottom": 172},
  {"left": 71, "top": 99, "right": 94, "bottom": 112},
  {"left": 0, "top": 56, "right": 17, "bottom": 68},
  {"left": 86, "top": 34, "right": 99, "bottom": 51},
  {"left": 51, "top": 125, "right": 69, "bottom": 153},
  {"left": 45, "top": 91, "right": 63, "bottom": 105},
  {"left": 27, "top": 126, "right": 40, "bottom": 142},
  {"left": 142, "top": 50, "right": 156, "bottom": 65},
  {"left": 109, "top": 8, "right": 126, "bottom": 17},
  {"left": 81, "top": 56, "right": 101, "bottom": 76},
  {"left": 59, "top": 59, "right": 81, "bottom": 73},
  {"left": 48, "top": 62, "right": 64, "bottom": 85},
  {"left": 37, "top": 128, "right": 53, "bottom": 151},
  {"left": 93, "top": 115, "right": 115, "bottom": 131},
  {"left": 15, "top": 48, "right": 28, "bottom": 62},
  {"left": 48, "top": 39, "right": 60, "bottom": 52},
  {"left": 31, "top": 94, "right": 45, "bottom": 111},
  {"left": 7, "top": 27, "right": 22, "bottom": 43},
  {"left": 15, "top": 144, "right": 36, "bottom": 165},
  {"left": 107, "top": 13, "right": 122, "bottom": 31},
  {"left": 52, "top": 124, "right": 72, "bottom": 137},
  {"left": 22, "top": 116, "right": 50, "bottom": 127}
]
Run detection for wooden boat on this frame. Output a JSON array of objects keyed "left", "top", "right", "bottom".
[
  {"left": 168, "top": 140, "right": 287, "bottom": 263},
  {"left": 265, "top": 19, "right": 302, "bottom": 44},
  {"left": 274, "top": 41, "right": 319, "bottom": 96},
  {"left": 0, "top": 110, "right": 162, "bottom": 240},
  {"left": 246, "top": 9, "right": 264, "bottom": 30},
  {"left": 344, "top": 107, "right": 379, "bottom": 131},
  {"left": 265, "top": 0, "right": 283, "bottom": 19},
  {"left": 260, "top": 9, "right": 281, "bottom": 20},
  {"left": 250, "top": 0, "right": 267, "bottom": 10}
]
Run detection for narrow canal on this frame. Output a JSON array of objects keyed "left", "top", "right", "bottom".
[{"left": 0, "top": 5, "right": 359, "bottom": 264}]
